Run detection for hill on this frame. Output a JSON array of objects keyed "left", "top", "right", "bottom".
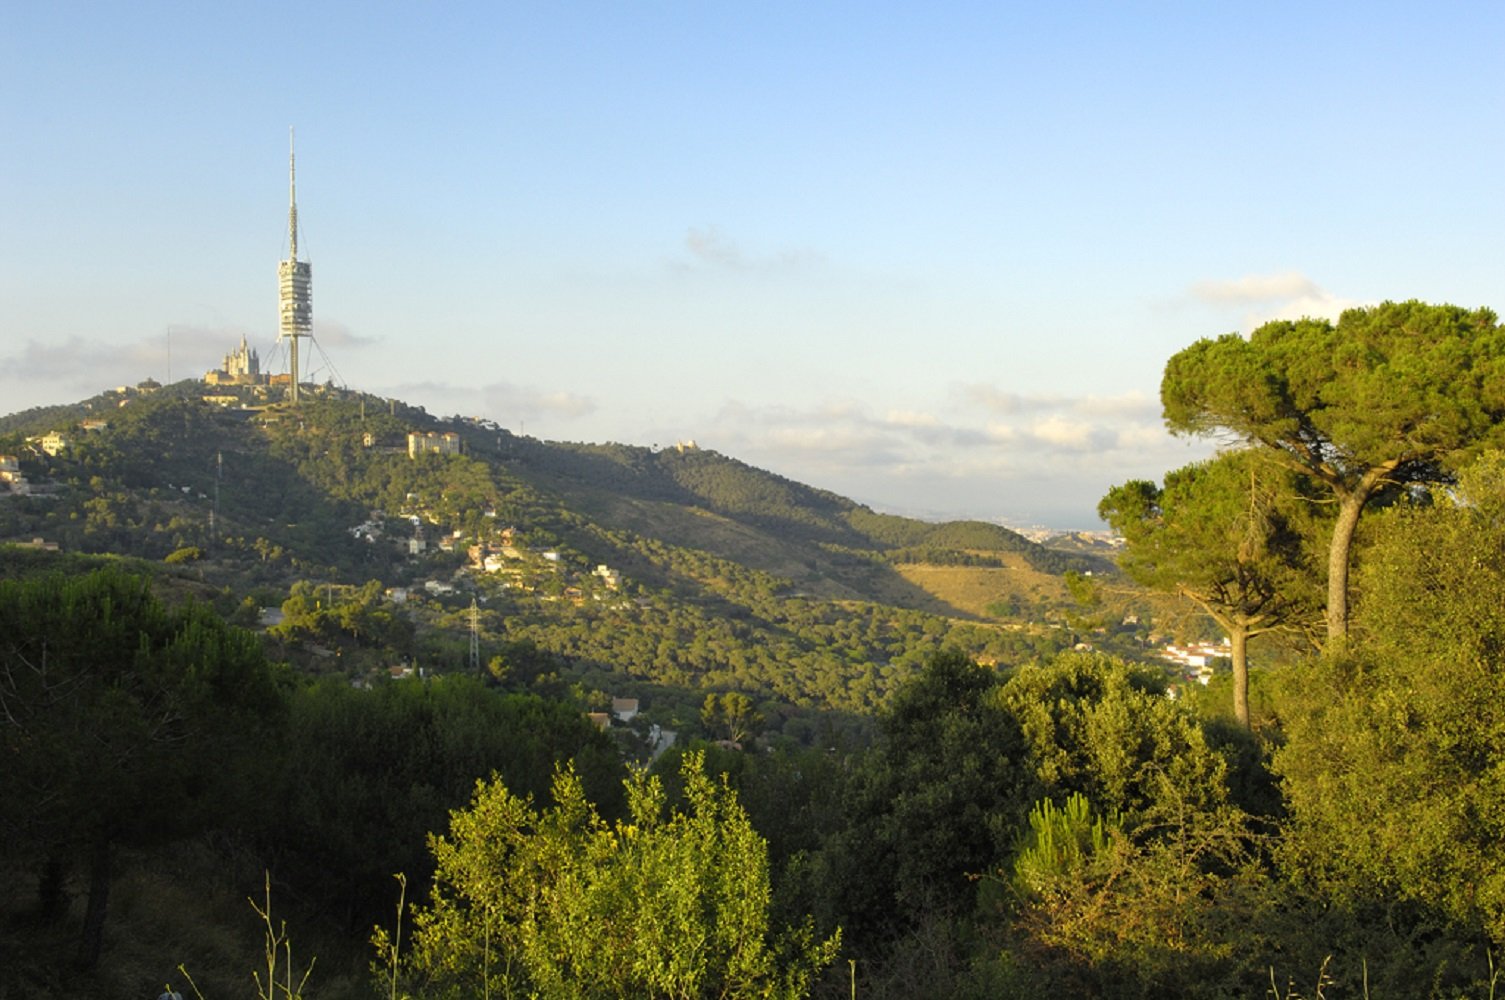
[{"left": 0, "top": 384, "right": 1122, "bottom": 736}]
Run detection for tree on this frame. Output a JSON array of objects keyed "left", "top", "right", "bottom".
[
  {"left": 0, "top": 568, "right": 281, "bottom": 966},
  {"left": 267, "top": 675, "right": 620, "bottom": 929},
  {"left": 978, "top": 656, "right": 1274, "bottom": 998},
  {"left": 1160, "top": 300, "right": 1505, "bottom": 642},
  {"left": 701, "top": 690, "right": 763, "bottom": 745},
  {"left": 1275, "top": 452, "right": 1505, "bottom": 944},
  {"left": 1098, "top": 451, "right": 1323, "bottom": 726},
  {"left": 1001, "top": 789, "right": 1270, "bottom": 999},
  {"left": 397, "top": 750, "right": 839, "bottom": 999},
  {"left": 997, "top": 652, "right": 1232, "bottom": 824},
  {"left": 793, "top": 649, "right": 1239, "bottom": 985}
]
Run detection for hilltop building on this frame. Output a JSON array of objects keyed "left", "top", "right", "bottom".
[{"left": 205, "top": 335, "right": 265, "bottom": 386}]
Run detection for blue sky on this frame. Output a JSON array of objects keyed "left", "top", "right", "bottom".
[{"left": 4, "top": 2, "right": 1502, "bottom": 527}]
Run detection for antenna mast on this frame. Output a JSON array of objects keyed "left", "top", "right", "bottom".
[
  {"left": 288, "top": 131, "right": 299, "bottom": 262},
  {"left": 277, "top": 128, "right": 313, "bottom": 404}
]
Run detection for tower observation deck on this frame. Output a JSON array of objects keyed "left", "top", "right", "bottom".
[{"left": 277, "top": 130, "right": 312, "bottom": 404}]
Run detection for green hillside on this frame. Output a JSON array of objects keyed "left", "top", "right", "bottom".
[{"left": 0, "top": 388, "right": 1115, "bottom": 736}]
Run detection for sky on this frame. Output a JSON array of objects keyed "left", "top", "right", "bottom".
[{"left": 3, "top": 2, "right": 1503, "bottom": 529}]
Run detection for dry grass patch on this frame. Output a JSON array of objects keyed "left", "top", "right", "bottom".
[{"left": 893, "top": 556, "right": 1069, "bottom": 619}]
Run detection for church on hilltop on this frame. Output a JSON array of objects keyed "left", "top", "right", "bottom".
[{"left": 204, "top": 335, "right": 266, "bottom": 386}]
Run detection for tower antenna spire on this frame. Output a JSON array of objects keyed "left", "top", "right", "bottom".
[{"left": 288, "top": 127, "right": 299, "bottom": 262}]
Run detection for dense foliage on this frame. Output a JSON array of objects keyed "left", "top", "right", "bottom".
[
  {"left": 0, "top": 568, "right": 283, "bottom": 966},
  {"left": 1162, "top": 300, "right": 1505, "bottom": 640},
  {"left": 395, "top": 751, "right": 839, "bottom": 999},
  {"left": 1276, "top": 453, "right": 1505, "bottom": 943}
]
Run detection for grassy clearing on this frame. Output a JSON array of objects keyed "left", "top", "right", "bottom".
[{"left": 892, "top": 555, "right": 1069, "bottom": 620}]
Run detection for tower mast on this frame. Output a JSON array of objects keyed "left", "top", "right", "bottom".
[{"left": 277, "top": 128, "right": 313, "bottom": 404}]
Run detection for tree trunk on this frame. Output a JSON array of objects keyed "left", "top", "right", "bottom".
[
  {"left": 1325, "top": 493, "right": 1364, "bottom": 645},
  {"left": 1230, "top": 627, "right": 1250, "bottom": 728},
  {"left": 76, "top": 836, "right": 111, "bottom": 969},
  {"left": 1325, "top": 464, "right": 1396, "bottom": 646}
]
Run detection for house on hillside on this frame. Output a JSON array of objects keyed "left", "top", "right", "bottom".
[
  {"left": 612, "top": 698, "right": 640, "bottom": 723},
  {"left": 30, "top": 432, "right": 67, "bottom": 456},
  {"left": 1159, "top": 640, "right": 1229, "bottom": 669},
  {"left": 407, "top": 431, "right": 460, "bottom": 458},
  {"left": 349, "top": 518, "right": 383, "bottom": 542},
  {"left": 0, "top": 456, "right": 29, "bottom": 496},
  {"left": 1160, "top": 640, "right": 1229, "bottom": 686}
]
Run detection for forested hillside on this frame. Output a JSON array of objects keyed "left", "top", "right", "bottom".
[{"left": 0, "top": 388, "right": 1109, "bottom": 734}]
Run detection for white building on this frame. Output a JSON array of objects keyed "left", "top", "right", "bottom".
[{"left": 407, "top": 432, "right": 460, "bottom": 458}]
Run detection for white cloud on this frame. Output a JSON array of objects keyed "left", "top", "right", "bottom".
[
  {"left": 1114, "top": 423, "right": 1173, "bottom": 449},
  {"left": 884, "top": 409, "right": 940, "bottom": 428},
  {"left": 1029, "top": 415, "right": 1100, "bottom": 450},
  {"left": 1260, "top": 292, "right": 1360, "bottom": 325},
  {"left": 1191, "top": 272, "right": 1321, "bottom": 304},
  {"left": 689, "top": 393, "right": 1218, "bottom": 528},
  {"left": 984, "top": 422, "right": 1018, "bottom": 443},
  {"left": 1188, "top": 271, "right": 1362, "bottom": 331},
  {"left": 703, "top": 389, "right": 1175, "bottom": 475}
]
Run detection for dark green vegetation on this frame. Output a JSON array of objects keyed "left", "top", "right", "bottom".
[
  {"left": 4, "top": 302, "right": 1505, "bottom": 998},
  {"left": 1162, "top": 300, "right": 1505, "bottom": 641},
  {"left": 1099, "top": 450, "right": 1326, "bottom": 726}
]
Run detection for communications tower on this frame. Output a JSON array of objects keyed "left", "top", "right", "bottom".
[{"left": 277, "top": 129, "right": 313, "bottom": 404}]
